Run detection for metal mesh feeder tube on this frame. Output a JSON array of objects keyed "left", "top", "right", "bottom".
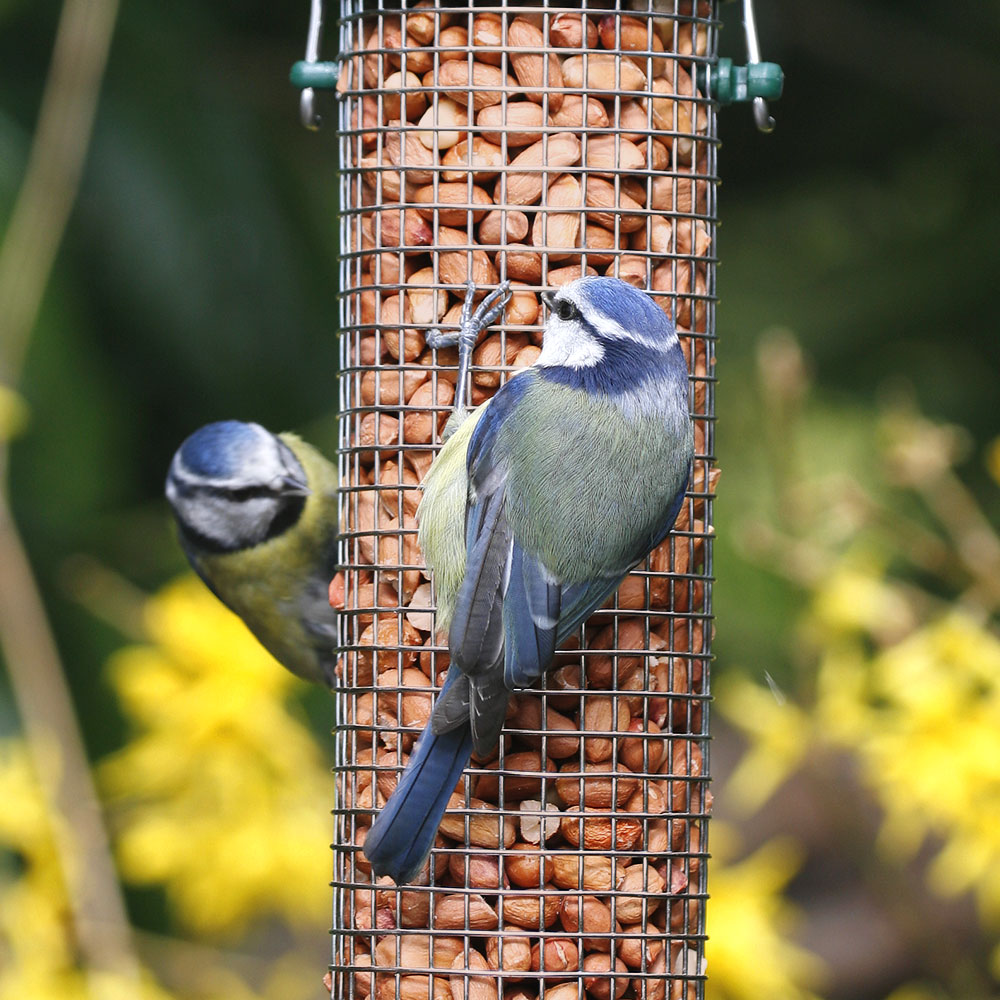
[{"left": 332, "top": 3, "right": 718, "bottom": 998}]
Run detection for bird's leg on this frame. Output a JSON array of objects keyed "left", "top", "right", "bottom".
[{"left": 428, "top": 281, "right": 511, "bottom": 424}]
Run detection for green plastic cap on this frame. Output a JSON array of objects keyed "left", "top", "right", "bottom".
[
  {"left": 701, "top": 57, "right": 784, "bottom": 105},
  {"left": 290, "top": 60, "right": 340, "bottom": 90}
]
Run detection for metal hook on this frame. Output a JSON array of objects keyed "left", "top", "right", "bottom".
[
  {"left": 301, "top": 0, "right": 324, "bottom": 129},
  {"left": 291, "top": 0, "right": 340, "bottom": 130},
  {"left": 742, "top": 0, "right": 776, "bottom": 132}
]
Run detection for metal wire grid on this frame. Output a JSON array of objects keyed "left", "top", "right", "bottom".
[{"left": 332, "top": 3, "right": 718, "bottom": 998}]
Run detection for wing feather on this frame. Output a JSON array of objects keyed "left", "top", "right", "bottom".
[
  {"left": 503, "top": 543, "right": 561, "bottom": 688},
  {"left": 448, "top": 483, "right": 510, "bottom": 675}
]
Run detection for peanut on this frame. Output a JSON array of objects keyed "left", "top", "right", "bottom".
[
  {"left": 501, "top": 133, "right": 581, "bottom": 206},
  {"left": 507, "top": 17, "right": 564, "bottom": 111},
  {"left": 618, "top": 921, "right": 664, "bottom": 970},
  {"left": 584, "top": 135, "right": 646, "bottom": 176},
  {"left": 550, "top": 11, "right": 597, "bottom": 49},
  {"left": 415, "top": 98, "right": 469, "bottom": 150},
  {"left": 374, "top": 934, "right": 465, "bottom": 970},
  {"left": 446, "top": 852, "right": 502, "bottom": 891},
  {"left": 431, "top": 893, "right": 500, "bottom": 931},
  {"left": 479, "top": 209, "right": 529, "bottom": 245},
  {"left": 414, "top": 183, "right": 493, "bottom": 225},
  {"left": 473, "top": 751, "right": 553, "bottom": 802},
  {"left": 504, "top": 843, "right": 555, "bottom": 888},
  {"left": 437, "top": 60, "right": 513, "bottom": 111},
  {"left": 551, "top": 94, "right": 610, "bottom": 129},
  {"left": 584, "top": 176, "right": 646, "bottom": 233},
  {"left": 614, "top": 863, "right": 666, "bottom": 924},
  {"left": 550, "top": 853, "right": 615, "bottom": 892},
  {"left": 582, "top": 953, "right": 630, "bottom": 1000},
  {"left": 581, "top": 696, "right": 632, "bottom": 763},
  {"left": 382, "top": 72, "right": 427, "bottom": 121},
  {"left": 559, "top": 806, "right": 644, "bottom": 852},
  {"left": 560, "top": 895, "right": 618, "bottom": 951},
  {"left": 437, "top": 25, "right": 468, "bottom": 60},
  {"left": 439, "top": 793, "right": 517, "bottom": 849},
  {"left": 554, "top": 762, "right": 640, "bottom": 809},
  {"left": 499, "top": 890, "right": 561, "bottom": 930},
  {"left": 442, "top": 137, "right": 504, "bottom": 181},
  {"left": 476, "top": 102, "right": 549, "bottom": 146},
  {"left": 448, "top": 950, "right": 499, "bottom": 1000},
  {"left": 531, "top": 938, "right": 579, "bottom": 976},
  {"left": 509, "top": 697, "right": 580, "bottom": 758},
  {"left": 562, "top": 53, "right": 647, "bottom": 92},
  {"left": 484, "top": 931, "right": 531, "bottom": 980},
  {"left": 471, "top": 13, "right": 503, "bottom": 65},
  {"left": 599, "top": 14, "right": 667, "bottom": 78}
]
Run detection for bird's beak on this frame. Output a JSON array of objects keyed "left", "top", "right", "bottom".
[
  {"left": 278, "top": 474, "right": 312, "bottom": 497},
  {"left": 540, "top": 290, "right": 556, "bottom": 311}
]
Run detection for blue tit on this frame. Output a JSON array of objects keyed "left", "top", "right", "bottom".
[
  {"left": 363, "top": 277, "right": 694, "bottom": 884},
  {"left": 165, "top": 420, "right": 339, "bottom": 687}
]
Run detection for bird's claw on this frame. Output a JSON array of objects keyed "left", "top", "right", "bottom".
[
  {"left": 425, "top": 281, "right": 512, "bottom": 351},
  {"left": 468, "top": 281, "right": 512, "bottom": 345}
]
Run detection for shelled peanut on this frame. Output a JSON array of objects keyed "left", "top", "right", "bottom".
[{"left": 334, "top": 6, "right": 714, "bottom": 1000}]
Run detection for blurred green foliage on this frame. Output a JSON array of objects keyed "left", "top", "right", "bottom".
[{"left": 1, "top": 1, "right": 999, "bottom": 998}]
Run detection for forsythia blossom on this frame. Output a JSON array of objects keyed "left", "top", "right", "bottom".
[
  {"left": 706, "top": 830, "right": 825, "bottom": 1000},
  {"left": 0, "top": 741, "right": 171, "bottom": 1000},
  {"left": 725, "top": 552, "right": 1000, "bottom": 974},
  {"left": 99, "top": 576, "right": 332, "bottom": 936}
]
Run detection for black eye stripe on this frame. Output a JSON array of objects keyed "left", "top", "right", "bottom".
[{"left": 213, "top": 485, "right": 272, "bottom": 502}]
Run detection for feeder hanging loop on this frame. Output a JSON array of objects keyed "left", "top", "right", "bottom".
[
  {"left": 741, "top": 0, "right": 779, "bottom": 131},
  {"left": 697, "top": 0, "right": 784, "bottom": 132},
  {"left": 290, "top": 0, "right": 339, "bottom": 130}
]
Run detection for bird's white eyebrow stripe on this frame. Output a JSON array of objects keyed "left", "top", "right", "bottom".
[
  {"left": 170, "top": 458, "right": 259, "bottom": 493},
  {"left": 566, "top": 288, "right": 676, "bottom": 351}
]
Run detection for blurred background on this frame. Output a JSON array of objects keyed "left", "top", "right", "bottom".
[{"left": 1, "top": 1, "right": 998, "bottom": 999}]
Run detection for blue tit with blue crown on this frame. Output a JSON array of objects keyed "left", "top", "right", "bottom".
[
  {"left": 165, "top": 420, "right": 339, "bottom": 687},
  {"left": 363, "top": 276, "right": 694, "bottom": 884}
]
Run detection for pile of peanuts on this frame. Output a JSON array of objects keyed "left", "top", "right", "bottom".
[{"left": 331, "top": 3, "right": 716, "bottom": 999}]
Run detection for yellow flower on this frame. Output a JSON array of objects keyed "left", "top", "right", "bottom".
[
  {"left": 718, "top": 675, "right": 811, "bottom": 813},
  {"left": 0, "top": 741, "right": 176, "bottom": 1000},
  {"left": 824, "top": 613, "right": 1000, "bottom": 933},
  {"left": 809, "top": 560, "right": 913, "bottom": 642},
  {"left": 706, "top": 831, "right": 825, "bottom": 1000},
  {"left": 813, "top": 642, "right": 871, "bottom": 744},
  {"left": 0, "top": 741, "right": 78, "bottom": 980},
  {"left": 99, "top": 576, "right": 332, "bottom": 937}
]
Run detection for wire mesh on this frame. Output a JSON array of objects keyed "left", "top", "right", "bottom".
[{"left": 331, "top": 3, "right": 718, "bottom": 998}]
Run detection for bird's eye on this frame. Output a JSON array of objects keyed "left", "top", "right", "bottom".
[{"left": 555, "top": 299, "right": 577, "bottom": 321}]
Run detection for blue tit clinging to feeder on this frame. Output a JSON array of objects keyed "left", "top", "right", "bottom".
[
  {"left": 165, "top": 420, "right": 339, "bottom": 687},
  {"left": 363, "top": 277, "right": 694, "bottom": 884}
]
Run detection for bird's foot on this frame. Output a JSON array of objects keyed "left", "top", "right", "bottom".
[
  {"left": 425, "top": 281, "right": 511, "bottom": 353},
  {"left": 429, "top": 281, "right": 511, "bottom": 416}
]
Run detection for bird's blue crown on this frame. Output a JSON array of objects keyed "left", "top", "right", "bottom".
[
  {"left": 178, "top": 421, "right": 268, "bottom": 480},
  {"left": 574, "top": 276, "right": 677, "bottom": 345}
]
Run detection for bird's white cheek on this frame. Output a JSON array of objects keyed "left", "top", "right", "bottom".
[{"left": 537, "top": 323, "right": 605, "bottom": 369}]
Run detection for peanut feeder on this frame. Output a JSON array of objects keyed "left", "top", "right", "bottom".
[{"left": 327, "top": 4, "right": 719, "bottom": 999}]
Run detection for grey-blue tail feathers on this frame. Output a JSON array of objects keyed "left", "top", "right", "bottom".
[{"left": 363, "top": 686, "right": 473, "bottom": 884}]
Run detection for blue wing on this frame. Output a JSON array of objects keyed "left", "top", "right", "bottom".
[{"left": 445, "top": 378, "right": 524, "bottom": 678}]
